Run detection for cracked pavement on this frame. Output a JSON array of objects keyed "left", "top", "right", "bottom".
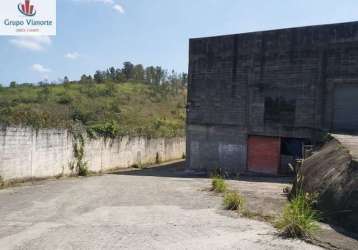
[{"left": 0, "top": 162, "right": 321, "bottom": 250}]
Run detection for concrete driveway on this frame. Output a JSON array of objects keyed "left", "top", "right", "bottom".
[{"left": 0, "top": 162, "right": 321, "bottom": 250}]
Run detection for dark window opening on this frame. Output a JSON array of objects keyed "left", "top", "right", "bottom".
[
  {"left": 264, "top": 97, "right": 296, "bottom": 126},
  {"left": 279, "top": 137, "right": 310, "bottom": 176}
]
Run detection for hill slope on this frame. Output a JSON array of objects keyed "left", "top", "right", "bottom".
[{"left": 0, "top": 82, "right": 186, "bottom": 138}]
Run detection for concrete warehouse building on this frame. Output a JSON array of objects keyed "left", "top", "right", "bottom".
[{"left": 186, "top": 21, "right": 358, "bottom": 175}]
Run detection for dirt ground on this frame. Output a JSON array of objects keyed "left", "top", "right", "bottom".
[
  {"left": 119, "top": 161, "right": 358, "bottom": 250},
  {"left": 226, "top": 178, "right": 358, "bottom": 250},
  {"left": 0, "top": 160, "right": 356, "bottom": 250}
]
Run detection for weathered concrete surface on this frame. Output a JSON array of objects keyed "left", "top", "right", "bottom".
[
  {"left": 227, "top": 177, "right": 291, "bottom": 218},
  {"left": 0, "top": 127, "right": 185, "bottom": 182},
  {"left": 332, "top": 133, "right": 358, "bottom": 160},
  {"left": 187, "top": 21, "right": 358, "bottom": 172},
  {"left": 0, "top": 163, "right": 320, "bottom": 250},
  {"left": 296, "top": 136, "right": 358, "bottom": 234}
]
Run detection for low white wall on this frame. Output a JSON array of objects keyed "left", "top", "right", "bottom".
[{"left": 0, "top": 127, "right": 185, "bottom": 182}]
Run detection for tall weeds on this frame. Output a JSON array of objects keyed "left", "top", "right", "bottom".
[
  {"left": 224, "top": 191, "right": 245, "bottom": 211},
  {"left": 276, "top": 191, "right": 320, "bottom": 239},
  {"left": 211, "top": 176, "right": 227, "bottom": 193}
]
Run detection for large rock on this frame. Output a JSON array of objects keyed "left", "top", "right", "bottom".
[{"left": 296, "top": 137, "right": 358, "bottom": 233}]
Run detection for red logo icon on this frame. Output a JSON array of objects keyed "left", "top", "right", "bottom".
[{"left": 18, "top": 0, "right": 36, "bottom": 17}]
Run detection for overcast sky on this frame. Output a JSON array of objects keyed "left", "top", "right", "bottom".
[{"left": 1, "top": 0, "right": 358, "bottom": 85}]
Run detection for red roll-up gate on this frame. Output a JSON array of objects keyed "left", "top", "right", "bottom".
[{"left": 247, "top": 136, "right": 281, "bottom": 175}]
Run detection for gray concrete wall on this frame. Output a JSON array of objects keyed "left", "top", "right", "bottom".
[
  {"left": 0, "top": 127, "right": 185, "bottom": 182},
  {"left": 187, "top": 21, "right": 358, "bottom": 172},
  {"left": 186, "top": 125, "right": 247, "bottom": 172}
]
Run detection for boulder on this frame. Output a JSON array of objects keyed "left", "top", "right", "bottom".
[{"left": 294, "top": 138, "right": 358, "bottom": 233}]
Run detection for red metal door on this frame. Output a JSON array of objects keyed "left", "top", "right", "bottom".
[{"left": 248, "top": 136, "right": 281, "bottom": 175}]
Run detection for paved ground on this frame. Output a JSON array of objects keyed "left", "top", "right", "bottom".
[{"left": 0, "top": 162, "right": 322, "bottom": 250}]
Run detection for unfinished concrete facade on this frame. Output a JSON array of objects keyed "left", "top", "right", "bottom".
[{"left": 187, "top": 21, "right": 358, "bottom": 174}]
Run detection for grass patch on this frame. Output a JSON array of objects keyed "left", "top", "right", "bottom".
[
  {"left": 211, "top": 176, "right": 227, "bottom": 193},
  {"left": 0, "top": 82, "right": 186, "bottom": 138},
  {"left": 224, "top": 191, "right": 245, "bottom": 211},
  {"left": 275, "top": 192, "right": 320, "bottom": 239}
]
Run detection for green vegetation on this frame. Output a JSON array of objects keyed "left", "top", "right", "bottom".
[
  {"left": 70, "top": 133, "right": 89, "bottom": 176},
  {"left": 223, "top": 191, "right": 245, "bottom": 211},
  {"left": 0, "top": 63, "right": 187, "bottom": 138},
  {"left": 275, "top": 192, "right": 320, "bottom": 239},
  {"left": 131, "top": 163, "right": 145, "bottom": 169},
  {"left": 211, "top": 176, "right": 227, "bottom": 193}
]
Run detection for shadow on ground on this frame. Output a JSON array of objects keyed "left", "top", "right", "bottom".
[
  {"left": 111, "top": 160, "right": 292, "bottom": 184},
  {"left": 110, "top": 161, "right": 196, "bottom": 178}
]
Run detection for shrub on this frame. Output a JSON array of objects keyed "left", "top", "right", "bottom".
[
  {"left": 71, "top": 107, "right": 93, "bottom": 124},
  {"left": 275, "top": 192, "right": 320, "bottom": 239},
  {"left": 87, "top": 120, "right": 120, "bottom": 138},
  {"left": 104, "top": 81, "right": 116, "bottom": 96},
  {"left": 78, "top": 162, "right": 89, "bottom": 176},
  {"left": 36, "top": 86, "right": 50, "bottom": 102},
  {"left": 57, "top": 93, "right": 72, "bottom": 104},
  {"left": 224, "top": 191, "right": 245, "bottom": 211},
  {"left": 211, "top": 176, "right": 227, "bottom": 193}
]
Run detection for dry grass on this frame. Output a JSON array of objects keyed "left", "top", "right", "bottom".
[
  {"left": 211, "top": 176, "right": 227, "bottom": 193},
  {"left": 223, "top": 191, "right": 245, "bottom": 211},
  {"left": 275, "top": 192, "right": 320, "bottom": 239}
]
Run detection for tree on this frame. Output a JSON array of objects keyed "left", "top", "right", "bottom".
[
  {"left": 133, "top": 64, "right": 145, "bottom": 82},
  {"left": 9, "top": 81, "right": 16, "bottom": 88},
  {"left": 88, "top": 75, "right": 93, "bottom": 82},
  {"left": 168, "top": 70, "right": 177, "bottom": 84},
  {"left": 108, "top": 67, "right": 116, "bottom": 81},
  {"left": 145, "top": 66, "right": 155, "bottom": 84},
  {"left": 79, "top": 74, "right": 87, "bottom": 84},
  {"left": 63, "top": 76, "right": 69, "bottom": 84},
  {"left": 122, "top": 62, "right": 134, "bottom": 81},
  {"left": 154, "top": 66, "right": 165, "bottom": 85},
  {"left": 180, "top": 73, "right": 188, "bottom": 87},
  {"left": 94, "top": 70, "right": 104, "bottom": 84},
  {"left": 79, "top": 74, "right": 93, "bottom": 84},
  {"left": 115, "top": 68, "right": 125, "bottom": 82}
]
